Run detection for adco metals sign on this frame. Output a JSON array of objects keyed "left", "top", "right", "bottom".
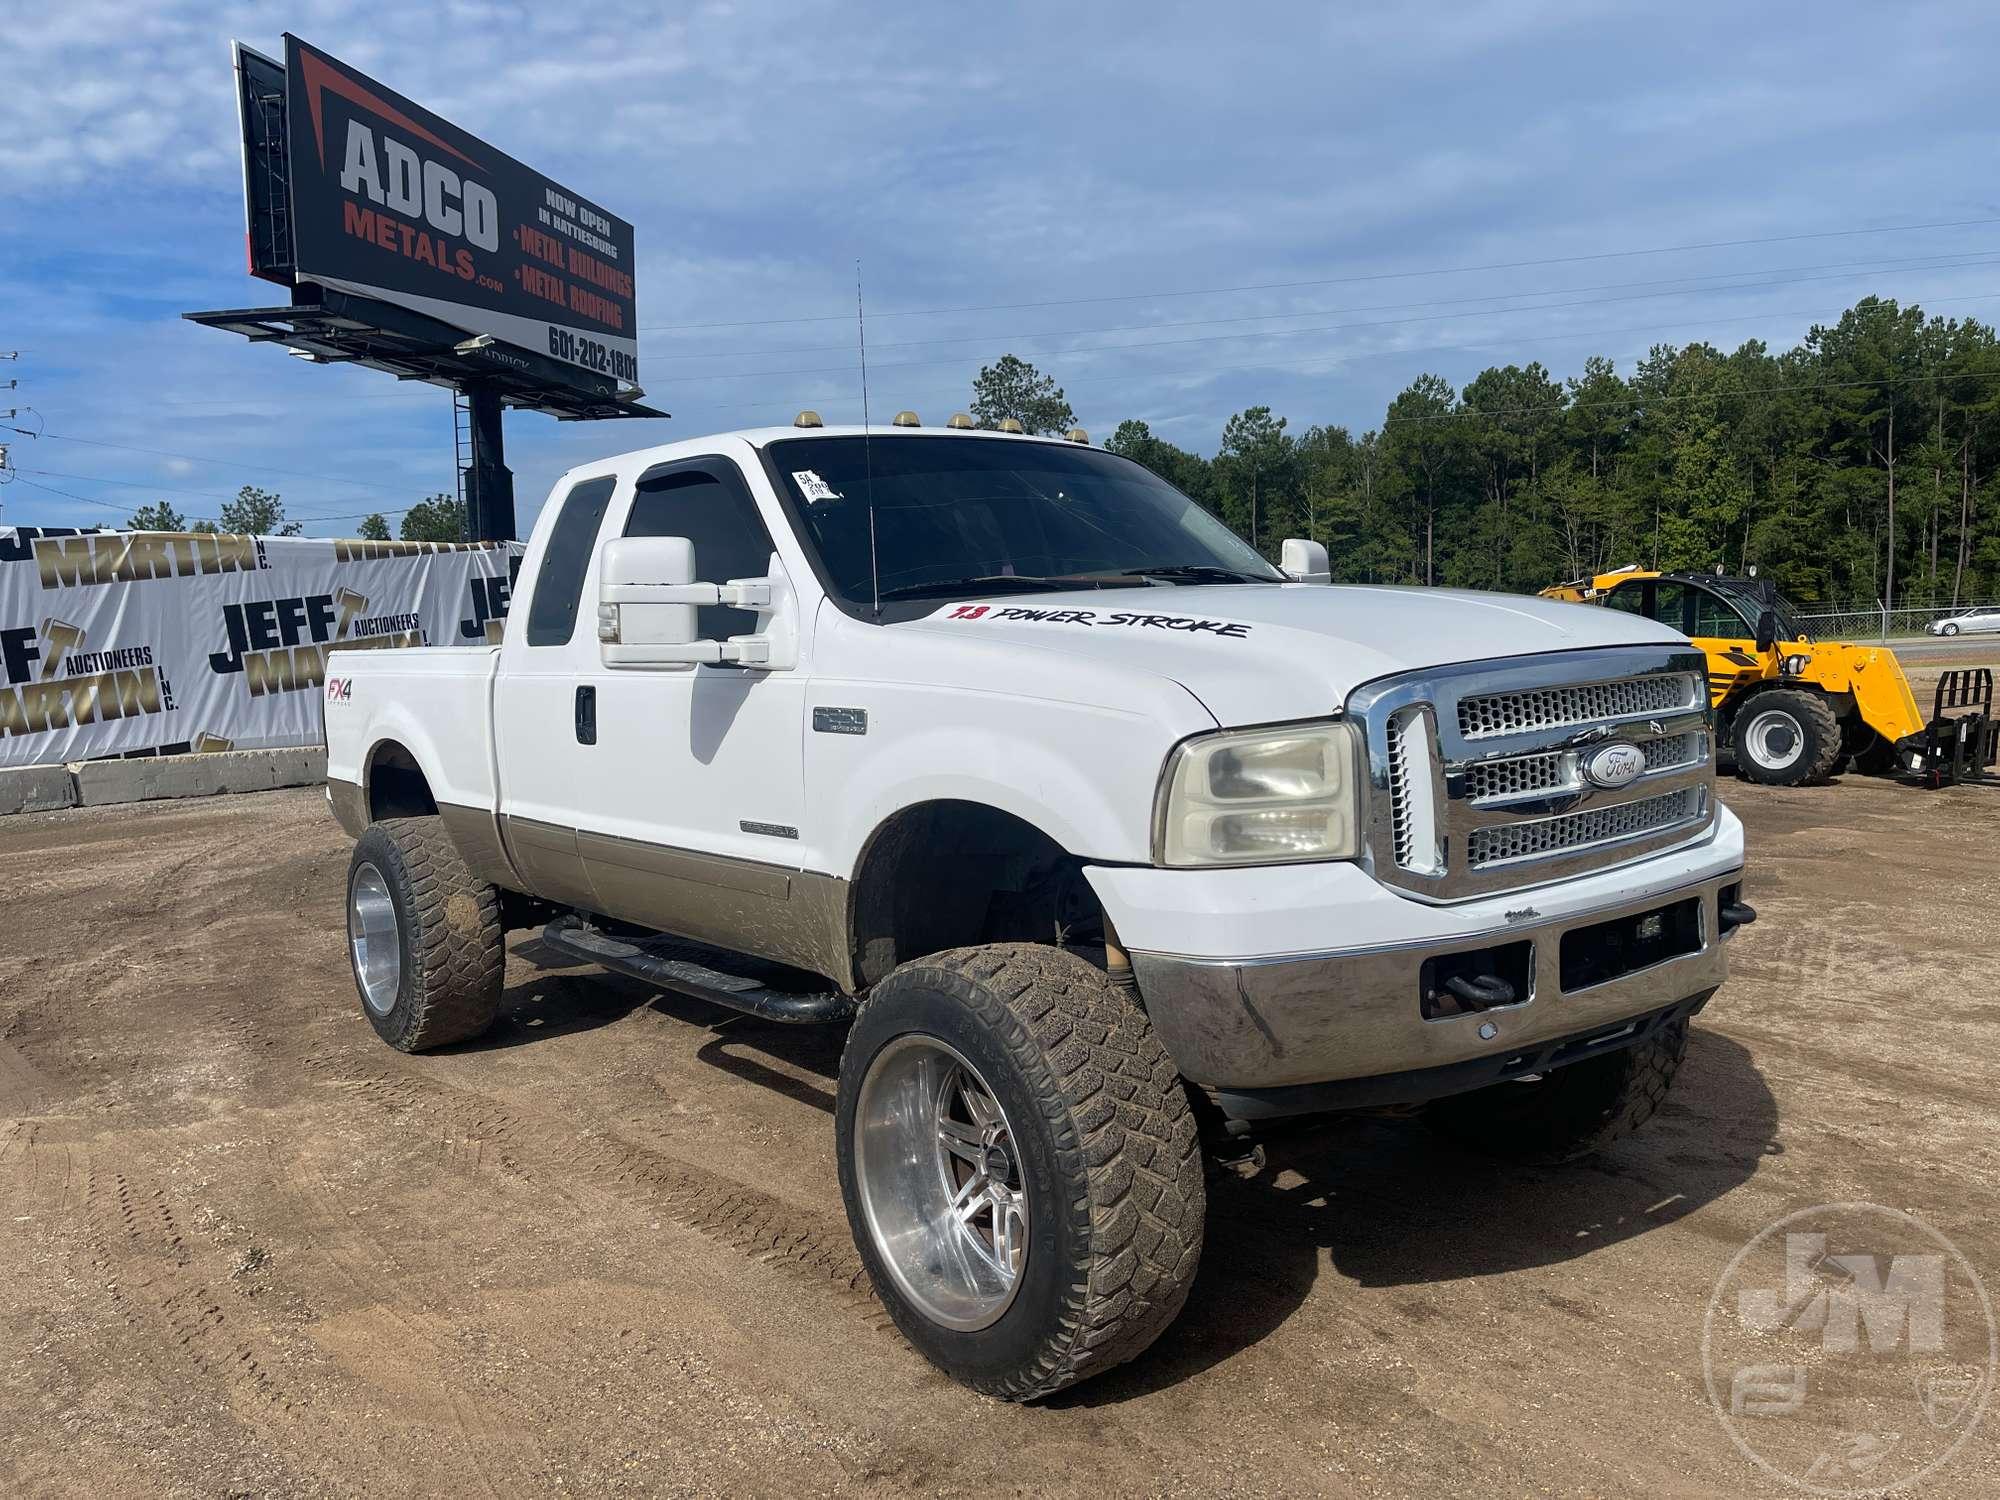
[{"left": 268, "top": 35, "right": 637, "bottom": 385}]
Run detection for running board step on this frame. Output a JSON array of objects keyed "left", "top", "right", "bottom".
[{"left": 540, "top": 914, "right": 856, "bottom": 1025}]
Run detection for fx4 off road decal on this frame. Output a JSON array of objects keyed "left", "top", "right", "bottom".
[{"left": 939, "top": 603, "right": 1251, "bottom": 638}]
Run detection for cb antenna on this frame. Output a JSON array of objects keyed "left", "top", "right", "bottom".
[{"left": 857, "top": 261, "right": 880, "bottom": 617}]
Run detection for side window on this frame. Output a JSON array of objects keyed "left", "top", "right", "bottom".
[
  {"left": 1650, "top": 581, "right": 1693, "bottom": 634},
  {"left": 1689, "top": 586, "right": 1751, "bottom": 639},
  {"left": 526, "top": 476, "right": 618, "bottom": 647},
  {"left": 1602, "top": 583, "right": 1647, "bottom": 616},
  {"left": 625, "top": 465, "right": 776, "bottom": 639}
]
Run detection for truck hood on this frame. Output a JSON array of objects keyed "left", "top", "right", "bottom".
[{"left": 901, "top": 584, "right": 1686, "bottom": 725}]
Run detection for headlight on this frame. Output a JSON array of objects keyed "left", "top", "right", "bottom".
[{"left": 1155, "top": 720, "right": 1362, "bottom": 866}]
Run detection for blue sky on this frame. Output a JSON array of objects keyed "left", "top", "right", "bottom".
[{"left": 3, "top": 0, "right": 1998, "bottom": 536}]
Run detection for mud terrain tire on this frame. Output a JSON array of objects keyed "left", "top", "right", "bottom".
[
  {"left": 836, "top": 944, "right": 1204, "bottom": 1400},
  {"left": 346, "top": 817, "right": 505, "bottom": 1051}
]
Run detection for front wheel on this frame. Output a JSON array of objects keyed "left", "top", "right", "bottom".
[
  {"left": 836, "top": 945, "right": 1204, "bottom": 1401},
  {"left": 1942, "top": 622, "right": 1961, "bottom": 636},
  {"left": 1731, "top": 688, "right": 1843, "bottom": 785}
]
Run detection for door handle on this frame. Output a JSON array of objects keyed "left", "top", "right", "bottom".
[{"left": 575, "top": 685, "right": 597, "bottom": 745}]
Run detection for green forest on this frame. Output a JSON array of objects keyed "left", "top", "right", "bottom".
[{"left": 979, "top": 295, "right": 2000, "bottom": 609}]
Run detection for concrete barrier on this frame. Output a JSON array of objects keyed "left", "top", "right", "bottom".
[
  {"left": 0, "top": 763, "right": 79, "bottom": 816},
  {"left": 69, "top": 747, "right": 328, "bottom": 808}
]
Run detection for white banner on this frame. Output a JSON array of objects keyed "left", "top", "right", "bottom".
[{"left": 0, "top": 526, "right": 521, "bottom": 768}]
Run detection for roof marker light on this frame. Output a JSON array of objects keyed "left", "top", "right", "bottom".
[
  {"left": 892, "top": 410, "right": 921, "bottom": 427},
  {"left": 945, "top": 412, "right": 975, "bottom": 429},
  {"left": 794, "top": 410, "right": 823, "bottom": 428}
]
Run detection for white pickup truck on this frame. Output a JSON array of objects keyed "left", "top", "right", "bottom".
[{"left": 324, "top": 415, "right": 1751, "bottom": 1400}]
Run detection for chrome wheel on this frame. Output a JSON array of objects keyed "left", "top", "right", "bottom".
[
  {"left": 349, "top": 861, "right": 402, "bottom": 1016},
  {"left": 1744, "top": 708, "right": 1803, "bottom": 772},
  {"left": 852, "top": 1036, "right": 1029, "bottom": 1332}
]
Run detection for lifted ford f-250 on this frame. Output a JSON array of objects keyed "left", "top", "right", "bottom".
[{"left": 323, "top": 415, "right": 1752, "bottom": 1400}]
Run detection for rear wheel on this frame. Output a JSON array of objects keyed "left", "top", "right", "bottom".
[
  {"left": 836, "top": 944, "right": 1204, "bottom": 1401},
  {"left": 347, "top": 818, "right": 505, "bottom": 1051},
  {"left": 1427, "top": 1021, "right": 1688, "bottom": 1163},
  {"left": 1732, "top": 688, "right": 1843, "bottom": 785}
]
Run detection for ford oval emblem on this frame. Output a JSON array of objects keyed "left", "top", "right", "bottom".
[{"left": 1582, "top": 741, "right": 1646, "bottom": 789}]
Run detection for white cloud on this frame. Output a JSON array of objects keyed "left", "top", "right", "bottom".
[{"left": 6, "top": 0, "right": 2000, "bottom": 534}]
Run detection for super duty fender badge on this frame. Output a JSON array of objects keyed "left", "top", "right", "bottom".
[
  {"left": 937, "top": 603, "right": 1251, "bottom": 638},
  {"left": 813, "top": 706, "right": 867, "bottom": 735}
]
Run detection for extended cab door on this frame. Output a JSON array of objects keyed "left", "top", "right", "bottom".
[{"left": 494, "top": 454, "right": 813, "bottom": 961}]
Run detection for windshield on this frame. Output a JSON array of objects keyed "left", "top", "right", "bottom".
[
  {"left": 764, "top": 435, "right": 1281, "bottom": 608},
  {"left": 1714, "top": 580, "right": 1810, "bottom": 641}
]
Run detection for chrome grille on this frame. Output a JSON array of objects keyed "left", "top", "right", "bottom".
[
  {"left": 1465, "top": 729, "right": 1706, "bottom": 806},
  {"left": 1642, "top": 731, "right": 1704, "bottom": 774},
  {"left": 1466, "top": 750, "right": 1566, "bottom": 802},
  {"left": 1387, "top": 713, "right": 1417, "bottom": 865},
  {"left": 1468, "top": 787, "right": 1706, "bottom": 867},
  {"left": 1353, "top": 647, "right": 1715, "bottom": 901},
  {"left": 1458, "top": 673, "right": 1699, "bottom": 739}
]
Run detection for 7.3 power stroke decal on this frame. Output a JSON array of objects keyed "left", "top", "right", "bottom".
[{"left": 936, "top": 603, "right": 1253, "bottom": 638}]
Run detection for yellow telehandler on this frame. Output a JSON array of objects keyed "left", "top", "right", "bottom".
[{"left": 1540, "top": 567, "right": 1996, "bottom": 787}]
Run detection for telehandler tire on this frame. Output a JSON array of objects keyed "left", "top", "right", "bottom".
[
  {"left": 836, "top": 944, "right": 1204, "bottom": 1401},
  {"left": 346, "top": 817, "right": 506, "bottom": 1051},
  {"left": 1732, "top": 688, "right": 1843, "bottom": 785}
]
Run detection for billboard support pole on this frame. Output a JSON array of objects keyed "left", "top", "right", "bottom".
[{"left": 462, "top": 385, "right": 516, "bottom": 542}]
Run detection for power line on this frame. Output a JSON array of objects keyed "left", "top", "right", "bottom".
[
  {"left": 631, "top": 286, "right": 2000, "bottom": 421},
  {"left": 637, "top": 214, "right": 2000, "bottom": 332},
  {"left": 38, "top": 432, "right": 417, "bottom": 493},
  {"left": 648, "top": 251, "right": 2000, "bottom": 362},
  {"left": 18, "top": 468, "right": 259, "bottom": 504},
  {"left": 7, "top": 474, "right": 142, "bottom": 515},
  {"left": 608, "top": 259, "right": 2000, "bottom": 387},
  {"left": 4, "top": 471, "right": 419, "bottom": 528}
]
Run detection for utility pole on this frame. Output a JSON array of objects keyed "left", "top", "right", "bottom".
[{"left": 0, "top": 354, "right": 21, "bottom": 514}]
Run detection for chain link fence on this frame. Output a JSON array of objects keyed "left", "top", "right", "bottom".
[{"left": 1793, "top": 598, "right": 2000, "bottom": 641}]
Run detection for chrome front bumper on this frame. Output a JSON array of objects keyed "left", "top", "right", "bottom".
[{"left": 1130, "top": 867, "right": 1743, "bottom": 1112}]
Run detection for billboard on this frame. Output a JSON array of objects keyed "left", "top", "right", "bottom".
[
  {"left": 243, "top": 36, "right": 638, "bottom": 387},
  {"left": 0, "top": 527, "right": 521, "bottom": 768}
]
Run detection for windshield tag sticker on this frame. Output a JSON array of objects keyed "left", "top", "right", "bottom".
[
  {"left": 938, "top": 603, "right": 1250, "bottom": 638},
  {"left": 791, "top": 469, "right": 843, "bottom": 504}
]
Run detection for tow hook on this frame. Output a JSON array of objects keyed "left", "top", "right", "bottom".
[
  {"left": 1444, "top": 973, "right": 1517, "bottom": 1010},
  {"left": 1719, "top": 899, "right": 1758, "bottom": 937}
]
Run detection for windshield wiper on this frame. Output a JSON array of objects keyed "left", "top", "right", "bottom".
[
  {"left": 875, "top": 574, "right": 1089, "bottom": 602},
  {"left": 1119, "top": 564, "right": 1279, "bottom": 585}
]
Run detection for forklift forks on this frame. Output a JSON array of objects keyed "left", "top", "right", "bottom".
[{"left": 1910, "top": 669, "right": 1999, "bottom": 788}]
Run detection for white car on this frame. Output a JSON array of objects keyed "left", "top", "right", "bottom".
[
  {"left": 321, "top": 418, "right": 1750, "bottom": 1400},
  {"left": 1929, "top": 605, "right": 2000, "bottom": 635}
]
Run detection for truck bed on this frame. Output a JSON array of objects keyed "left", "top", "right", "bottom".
[{"left": 324, "top": 644, "right": 501, "bottom": 814}]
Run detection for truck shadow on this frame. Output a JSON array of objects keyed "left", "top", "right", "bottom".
[
  {"left": 465, "top": 941, "right": 1781, "bottom": 1409},
  {"left": 1053, "top": 1025, "right": 1780, "bottom": 1407},
  {"left": 459, "top": 937, "right": 845, "bottom": 1108}
]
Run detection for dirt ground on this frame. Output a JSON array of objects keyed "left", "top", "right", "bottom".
[{"left": 3, "top": 673, "right": 1997, "bottom": 1497}]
